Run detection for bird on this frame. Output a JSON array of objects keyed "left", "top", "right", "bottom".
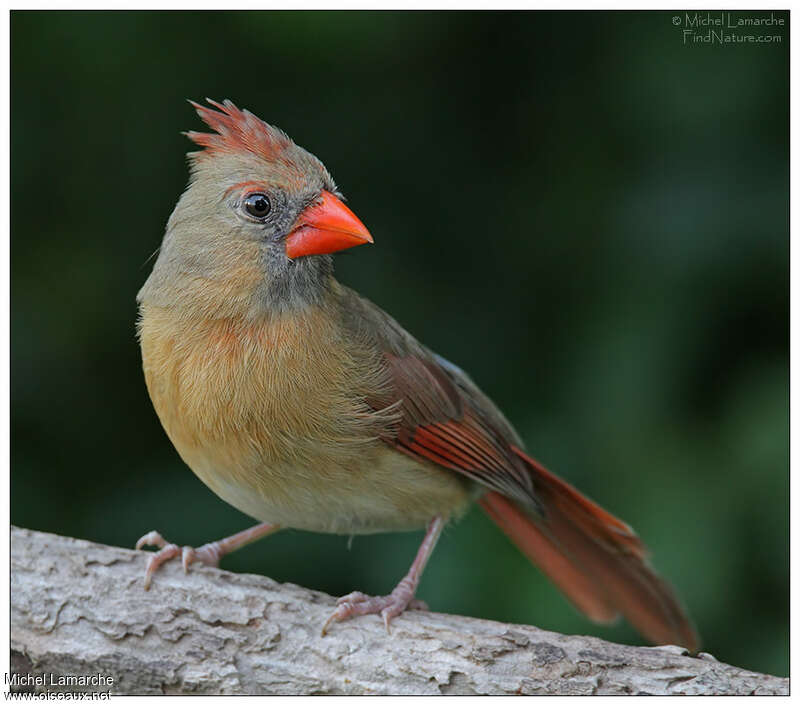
[{"left": 135, "top": 98, "right": 699, "bottom": 651}]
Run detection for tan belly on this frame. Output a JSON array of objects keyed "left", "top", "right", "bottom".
[
  {"left": 139, "top": 305, "right": 473, "bottom": 534},
  {"left": 180, "top": 441, "right": 472, "bottom": 534}
]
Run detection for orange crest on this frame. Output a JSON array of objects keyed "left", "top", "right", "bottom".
[{"left": 185, "top": 98, "right": 292, "bottom": 161}]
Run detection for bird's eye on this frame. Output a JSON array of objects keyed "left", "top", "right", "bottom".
[{"left": 244, "top": 193, "right": 271, "bottom": 219}]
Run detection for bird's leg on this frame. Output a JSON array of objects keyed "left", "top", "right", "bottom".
[
  {"left": 135, "top": 522, "right": 280, "bottom": 590},
  {"left": 322, "top": 515, "right": 445, "bottom": 635}
]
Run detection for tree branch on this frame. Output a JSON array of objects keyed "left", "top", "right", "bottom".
[{"left": 10, "top": 526, "right": 787, "bottom": 695}]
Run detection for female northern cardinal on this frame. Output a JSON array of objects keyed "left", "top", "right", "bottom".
[{"left": 136, "top": 98, "right": 698, "bottom": 651}]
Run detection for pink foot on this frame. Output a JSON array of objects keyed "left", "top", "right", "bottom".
[
  {"left": 322, "top": 578, "right": 428, "bottom": 635},
  {"left": 135, "top": 522, "right": 280, "bottom": 590},
  {"left": 135, "top": 530, "right": 221, "bottom": 590}
]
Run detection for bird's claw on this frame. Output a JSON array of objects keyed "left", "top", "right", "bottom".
[
  {"left": 135, "top": 530, "right": 168, "bottom": 551},
  {"left": 135, "top": 530, "right": 220, "bottom": 590},
  {"left": 321, "top": 587, "right": 428, "bottom": 636}
]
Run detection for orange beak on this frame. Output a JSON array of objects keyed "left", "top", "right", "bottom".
[{"left": 285, "top": 190, "right": 373, "bottom": 259}]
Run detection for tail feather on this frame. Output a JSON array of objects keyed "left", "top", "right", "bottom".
[
  {"left": 480, "top": 490, "right": 618, "bottom": 624},
  {"left": 480, "top": 447, "right": 699, "bottom": 653}
]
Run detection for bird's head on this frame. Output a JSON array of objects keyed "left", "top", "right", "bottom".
[{"left": 138, "top": 98, "right": 372, "bottom": 319}]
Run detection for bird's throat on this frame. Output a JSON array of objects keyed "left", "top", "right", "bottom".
[{"left": 256, "top": 251, "right": 334, "bottom": 316}]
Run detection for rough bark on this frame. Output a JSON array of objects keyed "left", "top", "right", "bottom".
[{"left": 10, "top": 526, "right": 788, "bottom": 695}]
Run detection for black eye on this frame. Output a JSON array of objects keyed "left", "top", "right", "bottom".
[{"left": 244, "top": 193, "right": 271, "bottom": 219}]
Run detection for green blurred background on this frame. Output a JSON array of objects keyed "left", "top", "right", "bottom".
[{"left": 11, "top": 11, "right": 788, "bottom": 677}]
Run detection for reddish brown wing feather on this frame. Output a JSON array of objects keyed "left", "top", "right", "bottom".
[{"left": 381, "top": 353, "right": 535, "bottom": 504}]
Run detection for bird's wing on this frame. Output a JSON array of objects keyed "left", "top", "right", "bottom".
[{"left": 339, "top": 285, "right": 538, "bottom": 508}]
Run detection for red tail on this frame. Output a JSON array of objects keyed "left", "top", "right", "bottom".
[{"left": 480, "top": 447, "right": 699, "bottom": 652}]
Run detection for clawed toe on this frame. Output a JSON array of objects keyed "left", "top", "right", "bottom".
[
  {"left": 335, "top": 590, "right": 369, "bottom": 606},
  {"left": 322, "top": 587, "right": 426, "bottom": 636},
  {"left": 135, "top": 523, "right": 279, "bottom": 591},
  {"left": 135, "top": 530, "right": 168, "bottom": 551},
  {"left": 181, "top": 546, "right": 198, "bottom": 572},
  {"left": 141, "top": 543, "right": 181, "bottom": 590},
  {"left": 135, "top": 530, "right": 218, "bottom": 590}
]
